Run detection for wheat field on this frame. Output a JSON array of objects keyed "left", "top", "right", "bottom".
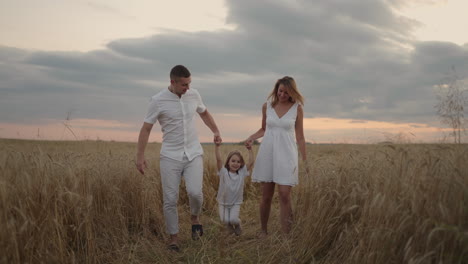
[{"left": 0, "top": 139, "right": 466, "bottom": 264}]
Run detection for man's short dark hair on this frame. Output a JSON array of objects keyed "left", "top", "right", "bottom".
[{"left": 170, "top": 65, "right": 191, "bottom": 81}]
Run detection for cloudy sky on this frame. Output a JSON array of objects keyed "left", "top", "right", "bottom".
[{"left": 1, "top": 0, "right": 468, "bottom": 143}]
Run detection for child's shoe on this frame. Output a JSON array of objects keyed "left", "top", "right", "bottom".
[{"left": 233, "top": 224, "right": 242, "bottom": 236}]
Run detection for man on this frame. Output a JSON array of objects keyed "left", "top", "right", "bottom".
[{"left": 136, "top": 65, "right": 222, "bottom": 251}]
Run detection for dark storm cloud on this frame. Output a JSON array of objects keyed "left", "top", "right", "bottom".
[
  {"left": 0, "top": 46, "right": 155, "bottom": 123},
  {"left": 1, "top": 0, "right": 468, "bottom": 131}
]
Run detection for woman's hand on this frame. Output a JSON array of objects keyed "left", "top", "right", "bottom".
[{"left": 303, "top": 159, "right": 310, "bottom": 175}]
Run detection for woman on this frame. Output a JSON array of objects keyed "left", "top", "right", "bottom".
[{"left": 245, "top": 76, "right": 309, "bottom": 236}]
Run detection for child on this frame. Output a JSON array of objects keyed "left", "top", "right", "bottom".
[{"left": 215, "top": 143, "right": 254, "bottom": 236}]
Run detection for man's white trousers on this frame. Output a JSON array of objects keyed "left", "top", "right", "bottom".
[{"left": 160, "top": 154, "right": 203, "bottom": 235}]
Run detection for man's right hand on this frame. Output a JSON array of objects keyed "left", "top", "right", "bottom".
[
  {"left": 214, "top": 133, "right": 222, "bottom": 146},
  {"left": 136, "top": 157, "right": 147, "bottom": 175}
]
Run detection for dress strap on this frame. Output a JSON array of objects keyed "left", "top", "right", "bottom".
[{"left": 285, "top": 102, "right": 299, "bottom": 118}]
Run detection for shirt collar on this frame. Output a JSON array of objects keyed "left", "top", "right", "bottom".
[{"left": 165, "top": 86, "right": 182, "bottom": 99}]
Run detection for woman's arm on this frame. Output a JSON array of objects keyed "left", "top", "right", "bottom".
[
  {"left": 245, "top": 103, "right": 267, "bottom": 147},
  {"left": 295, "top": 105, "right": 310, "bottom": 173}
]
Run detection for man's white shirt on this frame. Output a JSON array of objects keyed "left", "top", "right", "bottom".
[{"left": 144, "top": 87, "right": 207, "bottom": 161}]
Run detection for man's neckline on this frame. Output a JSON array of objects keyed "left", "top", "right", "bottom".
[{"left": 167, "top": 86, "right": 182, "bottom": 98}]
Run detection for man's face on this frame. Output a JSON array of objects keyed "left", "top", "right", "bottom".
[{"left": 171, "top": 77, "right": 191, "bottom": 96}]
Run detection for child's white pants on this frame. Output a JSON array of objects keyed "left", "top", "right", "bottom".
[
  {"left": 160, "top": 154, "right": 203, "bottom": 235},
  {"left": 218, "top": 204, "right": 241, "bottom": 225}
]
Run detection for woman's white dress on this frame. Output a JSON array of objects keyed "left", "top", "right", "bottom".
[{"left": 252, "top": 101, "right": 299, "bottom": 186}]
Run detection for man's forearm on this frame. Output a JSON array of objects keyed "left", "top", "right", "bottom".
[
  {"left": 137, "top": 126, "right": 151, "bottom": 158},
  {"left": 200, "top": 110, "right": 220, "bottom": 135}
]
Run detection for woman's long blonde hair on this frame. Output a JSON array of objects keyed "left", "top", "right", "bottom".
[{"left": 268, "top": 76, "right": 304, "bottom": 107}]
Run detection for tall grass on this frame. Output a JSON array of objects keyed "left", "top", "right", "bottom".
[{"left": 0, "top": 139, "right": 466, "bottom": 263}]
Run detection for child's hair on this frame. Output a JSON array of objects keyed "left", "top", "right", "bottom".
[{"left": 224, "top": 150, "right": 245, "bottom": 172}]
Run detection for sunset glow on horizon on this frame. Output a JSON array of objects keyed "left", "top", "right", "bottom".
[{"left": 0, "top": 114, "right": 451, "bottom": 144}]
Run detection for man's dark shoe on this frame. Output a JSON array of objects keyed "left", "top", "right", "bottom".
[{"left": 192, "top": 224, "right": 203, "bottom": 240}]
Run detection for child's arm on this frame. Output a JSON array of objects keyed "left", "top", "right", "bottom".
[
  {"left": 245, "top": 145, "right": 254, "bottom": 171},
  {"left": 215, "top": 144, "right": 223, "bottom": 171}
]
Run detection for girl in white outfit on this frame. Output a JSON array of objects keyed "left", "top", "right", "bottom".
[{"left": 215, "top": 144, "right": 254, "bottom": 236}]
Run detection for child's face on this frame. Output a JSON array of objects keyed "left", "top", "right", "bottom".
[{"left": 228, "top": 155, "right": 242, "bottom": 172}]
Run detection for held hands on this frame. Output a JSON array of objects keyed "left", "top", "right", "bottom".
[
  {"left": 244, "top": 138, "right": 253, "bottom": 150},
  {"left": 214, "top": 133, "right": 222, "bottom": 146},
  {"left": 245, "top": 142, "right": 252, "bottom": 150}
]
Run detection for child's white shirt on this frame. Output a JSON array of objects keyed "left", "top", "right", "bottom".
[{"left": 216, "top": 166, "right": 249, "bottom": 205}]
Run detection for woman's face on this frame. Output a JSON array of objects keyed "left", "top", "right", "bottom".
[{"left": 277, "top": 84, "right": 291, "bottom": 102}]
